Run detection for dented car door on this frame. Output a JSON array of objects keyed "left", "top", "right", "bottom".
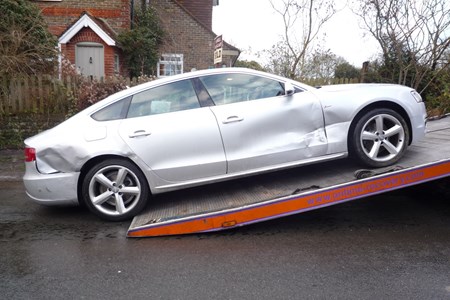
[{"left": 200, "top": 73, "right": 328, "bottom": 174}]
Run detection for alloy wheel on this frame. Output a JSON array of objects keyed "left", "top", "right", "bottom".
[{"left": 359, "top": 113, "right": 406, "bottom": 162}]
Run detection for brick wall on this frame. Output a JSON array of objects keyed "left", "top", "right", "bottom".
[
  {"left": 176, "top": 0, "right": 213, "bottom": 29},
  {"left": 35, "top": 0, "right": 131, "bottom": 36},
  {"left": 36, "top": 0, "right": 232, "bottom": 76},
  {"left": 153, "top": 0, "right": 216, "bottom": 71},
  {"left": 0, "top": 114, "right": 66, "bottom": 149},
  {"left": 36, "top": 0, "right": 129, "bottom": 77},
  {"left": 63, "top": 27, "right": 118, "bottom": 77}
]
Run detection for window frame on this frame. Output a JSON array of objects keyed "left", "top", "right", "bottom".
[
  {"left": 157, "top": 54, "right": 184, "bottom": 77},
  {"left": 114, "top": 54, "right": 120, "bottom": 75}
]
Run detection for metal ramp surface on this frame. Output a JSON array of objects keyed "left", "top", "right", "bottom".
[{"left": 128, "top": 117, "right": 450, "bottom": 237}]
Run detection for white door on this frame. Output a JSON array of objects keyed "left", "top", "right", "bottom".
[{"left": 75, "top": 43, "right": 104, "bottom": 79}]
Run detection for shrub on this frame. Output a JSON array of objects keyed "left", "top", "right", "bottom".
[{"left": 424, "top": 70, "right": 450, "bottom": 117}]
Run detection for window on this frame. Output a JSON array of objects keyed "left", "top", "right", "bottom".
[
  {"left": 114, "top": 54, "right": 120, "bottom": 75},
  {"left": 199, "top": 74, "right": 285, "bottom": 105},
  {"left": 127, "top": 79, "right": 200, "bottom": 118},
  {"left": 157, "top": 54, "right": 183, "bottom": 77},
  {"left": 91, "top": 97, "right": 131, "bottom": 121}
]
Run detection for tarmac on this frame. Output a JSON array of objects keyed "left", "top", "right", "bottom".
[{"left": 0, "top": 149, "right": 24, "bottom": 182}]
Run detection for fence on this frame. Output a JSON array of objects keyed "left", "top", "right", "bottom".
[
  {"left": 0, "top": 75, "right": 74, "bottom": 115},
  {"left": 0, "top": 75, "right": 150, "bottom": 115}
]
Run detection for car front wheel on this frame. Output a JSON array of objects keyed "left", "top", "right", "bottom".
[
  {"left": 351, "top": 108, "right": 410, "bottom": 168},
  {"left": 81, "top": 159, "right": 149, "bottom": 221}
]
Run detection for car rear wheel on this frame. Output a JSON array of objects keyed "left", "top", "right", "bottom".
[
  {"left": 351, "top": 108, "right": 409, "bottom": 168},
  {"left": 81, "top": 159, "right": 149, "bottom": 221}
]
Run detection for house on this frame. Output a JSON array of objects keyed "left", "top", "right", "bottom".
[{"left": 34, "top": 0, "right": 240, "bottom": 78}]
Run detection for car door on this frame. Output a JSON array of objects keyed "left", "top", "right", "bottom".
[
  {"left": 118, "top": 79, "right": 226, "bottom": 182},
  {"left": 199, "top": 73, "right": 328, "bottom": 174}
]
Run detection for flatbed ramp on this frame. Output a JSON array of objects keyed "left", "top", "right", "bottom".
[{"left": 128, "top": 118, "right": 450, "bottom": 237}]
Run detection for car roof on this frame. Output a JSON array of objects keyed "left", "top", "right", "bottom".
[{"left": 80, "top": 68, "right": 312, "bottom": 115}]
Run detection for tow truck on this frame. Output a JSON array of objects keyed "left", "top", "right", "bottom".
[{"left": 127, "top": 117, "right": 450, "bottom": 237}]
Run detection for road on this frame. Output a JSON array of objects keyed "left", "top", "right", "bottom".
[{"left": 1, "top": 176, "right": 450, "bottom": 299}]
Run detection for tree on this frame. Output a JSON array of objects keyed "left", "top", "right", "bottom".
[
  {"left": 0, "top": 0, "right": 57, "bottom": 77},
  {"left": 353, "top": 0, "right": 450, "bottom": 92},
  {"left": 234, "top": 60, "right": 266, "bottom": 71},
  {"left": 117, "top": 6, "right": 164, "bottom": 77},
  {"left": 269, "top": 0, "right": 337, "bottom": 79},
  {"left": 302, "top": 49, "right": 347, "bottom": 80},
  {"left": 262, "top": 40, "right": 296, "bottom": 77},
  {"left": 335, "top": 62, "right": 360, "bottom": 79}
]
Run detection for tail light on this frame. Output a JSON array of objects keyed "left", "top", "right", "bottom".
[{"left": 25, "top": 147, "right": 36, "bottom": 162}]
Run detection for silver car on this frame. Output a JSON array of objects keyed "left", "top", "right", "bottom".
[{"left": 23, "top": 68, "right": 427, "bottom": 221}]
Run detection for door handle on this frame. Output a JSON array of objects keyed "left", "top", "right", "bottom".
[
  {"left": 129, "top": 130, "right": 151, "bottom": 138},
  {"left": 222, "top": 116, "right": 244, "bottom": 124}
]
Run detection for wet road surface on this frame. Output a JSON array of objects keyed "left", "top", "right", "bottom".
[{"left": 1, "top": 177, "right": 450, "bottom": 299}]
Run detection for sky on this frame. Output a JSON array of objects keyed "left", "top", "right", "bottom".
[{"left": 212, "top": 0, "right": 381, "bottom": 68}]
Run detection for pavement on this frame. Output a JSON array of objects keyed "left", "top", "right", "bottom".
[{"left": 0, "top": 149, "right": 24, "bottom": 182}]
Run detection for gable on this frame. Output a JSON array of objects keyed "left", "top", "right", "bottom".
[{"left": 59, "top": 14, "right": 116, "bottom": 46}]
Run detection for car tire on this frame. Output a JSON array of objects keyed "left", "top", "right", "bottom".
[
  {"left": 81, "top": 159, "right": 150, "bottom": 221},
  {"left": 350, "top": 108, "right": 410, "bottom": 168}
]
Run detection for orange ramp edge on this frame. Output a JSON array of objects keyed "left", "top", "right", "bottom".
[{"left": 127, "top": 160, "right": 450, "bottom": 237}]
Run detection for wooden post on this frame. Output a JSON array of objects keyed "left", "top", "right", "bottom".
[
  {"left": 30, "top": 76, "right": 37, "bottom": 112},
  {"left": 361, "top": 61, "right": 369, "bottom": 83},
  {"left": 9, "top": 79, "right": 16, "bottom": 113},
  {"left": 23, "top": 77, "right": 30, "bottom": 112},
  {"left": 38, "top": 75, "right": 44, "bottom": 113}
]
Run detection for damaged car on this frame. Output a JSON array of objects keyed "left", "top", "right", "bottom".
[{"left": 23, "top": 68, "right": 427, "bottom": 221}]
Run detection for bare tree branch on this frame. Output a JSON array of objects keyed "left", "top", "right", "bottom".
[
  {"left": 269, "top": 0, "right": 337, "bottom": 78},
  {"left": 352, "top": 0, "right": 450, "bottom": 90}
]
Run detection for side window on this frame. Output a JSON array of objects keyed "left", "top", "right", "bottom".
[
  {"left": 91, "top": 97, "right": 131, "bottom": 121},
  {"left": 127, "top": 79, "right": 200, "bottom": 118},
  {"left": 199, "top": 74, "right": 284, "bottom": 105}
]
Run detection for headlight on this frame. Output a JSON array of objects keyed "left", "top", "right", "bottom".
[{"left": 411, "top": 90, "right": 423, "bottom": 103}]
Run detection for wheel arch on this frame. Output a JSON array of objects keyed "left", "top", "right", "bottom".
[
  {"left": 347, "top": 101, "right": 413, "bottom": 155},
  {"left": 76, "top": 154, "right": 150, "bottom": 205}
]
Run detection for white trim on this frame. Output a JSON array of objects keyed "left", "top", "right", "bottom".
[
  {"left": 58, "top": 14, "right": 115, "bottom": 46},
  {"left": 58, "top": 43, "right": 62, "bottom": 79}
]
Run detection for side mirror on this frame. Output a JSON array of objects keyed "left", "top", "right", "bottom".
[{"left": 284, "top": 82, "right": 295, "bottom": 96}]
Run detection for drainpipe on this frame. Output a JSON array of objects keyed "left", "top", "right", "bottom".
[
  {"left": 130, "top": 0, "right": 134, "bottom": 29},
  {"left": 58, "top": 43, "right": 62, "bottom": 80}
]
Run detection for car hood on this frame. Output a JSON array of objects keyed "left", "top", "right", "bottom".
[
  {"left": 312, "top": 83, "right": 415, "bottom": 104},
  {"left": 315, "top": 83, "right": 398, "bottom": 92}
]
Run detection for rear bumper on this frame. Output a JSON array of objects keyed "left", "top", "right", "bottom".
[{"left": 23, "top": 162, "right": 80, "bottom": 206}]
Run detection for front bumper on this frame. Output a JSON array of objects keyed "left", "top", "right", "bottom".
[
  {"left": 23, "top": 162, "right": 80, "bottom": 206},
  {"left": 410, "top": 102, "right": 427, "bottom": 144}
]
